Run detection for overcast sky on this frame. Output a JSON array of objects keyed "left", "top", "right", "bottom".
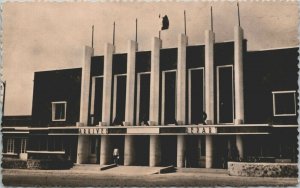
[{"left": 2, "top": 2, "right": 299, "bottom": 116}]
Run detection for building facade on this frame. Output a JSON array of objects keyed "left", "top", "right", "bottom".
[{"left": 2, "top": 25, "right": 298, "bottom": 168}]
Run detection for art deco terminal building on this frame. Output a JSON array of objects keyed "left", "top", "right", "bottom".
[{"left": 2, "top": 24, "right": 298, "bottom": 169}]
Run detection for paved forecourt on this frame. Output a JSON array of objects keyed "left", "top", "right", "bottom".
[{"left": 2, "top": 167, "right": 298, "bottom": 187}]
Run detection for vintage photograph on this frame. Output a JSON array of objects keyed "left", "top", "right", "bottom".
[{"left": 1, "top": 1, "right": 298, "bottom": 187}]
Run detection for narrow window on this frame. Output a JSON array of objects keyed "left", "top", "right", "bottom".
[
  {"left": 52, "top": 101, "right": 67, "bottom": 121},
  {"left": 188, "top": 68, "right": 205, "bottom": 124},
  {"left": 272, "top": 91, "right": 296, "bottom": 116},
  {"left": 112, "top": 74, "right": 127, "bottom": 126},
  {"left": 162, "top": 70, "right": 177, "bottom": 125},
  {"left": 20, "top": 138, "right": 27, "bottom": 153},
  {"left": 7, "top": 138, "right": 15, "bottom": 153},
  {"left": 217, "top": 65, "right": 234, "bottom": 124},
  {"left": 136, "top": 72, "right": 151, "bottom": 125}
]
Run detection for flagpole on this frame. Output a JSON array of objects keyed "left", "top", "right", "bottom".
[
  {"left": 210, "top": 6, "right": 213, "bottom": 31},
  {"left": 113, "top": 21, "right": 115, "bottom": 45},
  {"left": 158, "top": 14, "right": 161, "bottom": 39},
  {"left": 92, "top": 25, "right": 94, "bottom": 48},
  {"left": 135, "top": 18, "right": 138, "bottom": 42},
  {"left": 237, "top": 2, "right": 241, "bottom": 27},
  {"left": 184, "top": 10, "right": 186, "bottom": 35}
]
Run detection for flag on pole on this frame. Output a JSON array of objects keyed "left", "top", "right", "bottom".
[{"left": 159, "top": 14, "right": 169, "bottom": 30}]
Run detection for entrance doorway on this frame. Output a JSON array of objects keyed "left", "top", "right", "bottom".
[
  {"left": 186, "top": 136, "right": 205, "bottom": 168},
  {"left": 213, "top": 136, "right": 230, "bottom": 169},
  {"left": 111, "top": 136, "right": 125, "bottom": 165},
  {"left": 161, "top": 136, "right": 177, "bottom": 166},
  {"left": 135, "top": 136, "right": 150, "bottom": 166}
]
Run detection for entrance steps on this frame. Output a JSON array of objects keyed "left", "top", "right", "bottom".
[
  {"left": 71, "top": 164, "right": 101, "bottom": 171},
  {"left": 71, "top": 165, "right": 175, "bottom": 175},
  {"left": 71, "top": 164, "right": 118, "bottom": 171},
  {"left": 177, "top": 167, "right": 228, "bottom": 174},
  {"left": 101, "top": 165, "right": 173, "bottom": 175}
]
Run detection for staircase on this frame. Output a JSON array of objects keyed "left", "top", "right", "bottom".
[{"left": 71, "top": 164, "right": 101, "bottom": 171}]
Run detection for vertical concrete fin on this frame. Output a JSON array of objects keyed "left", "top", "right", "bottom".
[
  {"left": 125, "top": 40, "right": 138, "bottom": 125},
  {"left": 204, "top": 30, "right": 215, "bottom": 124},
  {"left": 102, "top": 43, "right": 115, "bottom": 125},
  {"left": 124, "top": 40, "right": 138, "bottom": 166},
  {"left": 234, "top": 26, "right": 244, "bottom": 124},
  {"left": 149, "top": 37, "right": 162, "bottom": 126},
  {"left": 234, "top": 26, "right": 244, "bottom": 159},
  {"left": 79, "top": 46, "right": 94, "bottom": 125},
  {"left": 176, "top": 34, "right": 188, "bottom": 124},
  {"left": 204, "top": 30, "right": 215, "bottom": 169},
  {"left": 77, "top": 45, "right": 94, "bottom": 164}
]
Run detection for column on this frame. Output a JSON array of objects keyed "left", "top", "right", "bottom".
[
  {"left": 149, "top": 135, "right": 161, "bottom": 167},
  {"left": 236, "top": 135, "right": 244, "bottom": 159},
  {"left": 76, "top": 46, "right": 94, "bottom": 164},
  {"left": 234, "top": 26, "right": 244, "bottom": 159},
  {"left": 205, "top": 30, "right": 215, "bottom": 168},
  {"left": 100, "top": 43, "right": 115, "bottom": 165},
  {"left": 176, "top": 34, "right": 188, "bottom": 167},
  {"left": 124, "top": 40, "right": 138, "bottom": 165},
  {"left": 205, "top": 135, "right": 213, "bottom": 168},
  {"left": 149, "top": 37, "right": 162, "bottom": 167},
  {"left": 177, "top": 135, "right": 186, "bottom": 168}
]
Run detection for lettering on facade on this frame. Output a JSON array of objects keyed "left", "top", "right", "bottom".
[
  {"left": 186, "top": 127, "right": 217, "bottom": 134},
  {"left": 79, "top": 128, "right": 108, "bottom": 135}
]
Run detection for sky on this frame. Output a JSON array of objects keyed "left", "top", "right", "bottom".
[{"left": 2, "top": 1, "right": 299, "bottom": 116}]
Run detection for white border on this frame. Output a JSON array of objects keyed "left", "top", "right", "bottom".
[
  {"left": 272, "top": 90, "right": 297, "bottom": 117},
  {"left": 51, "top": 101, "right": 67, "bottom": 121}
]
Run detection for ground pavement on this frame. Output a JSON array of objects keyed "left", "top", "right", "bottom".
[{"left": 2, "top": 165, "right": 298, "bottom": 187}]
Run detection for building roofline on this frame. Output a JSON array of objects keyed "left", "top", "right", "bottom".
[{"left": 248, "top": 46, "right": 299, "bottom": 52}]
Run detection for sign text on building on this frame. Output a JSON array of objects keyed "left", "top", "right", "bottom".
[
  {"left": 186, "top": 127, "right": 217, "bottom": 134},
  {"left": 79, "top": 128, "right": 108, "bottom": 135}
]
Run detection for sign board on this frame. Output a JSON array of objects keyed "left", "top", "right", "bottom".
[
  {"left": 79, "top": 128, "right": 108, "bottom": 135},
  {"left": 127, "top": 127, "right": 160, "bottom": 134},
  {"left": 186, "top": 127, "right": 217, "bottom": 134}
]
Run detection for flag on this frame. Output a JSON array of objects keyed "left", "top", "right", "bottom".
[{"left": 159, "top": 14, "right": 169, "bottom": 30}]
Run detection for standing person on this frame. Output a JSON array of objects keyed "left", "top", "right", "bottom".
[{"left": 113, "top": 148, "right": 120, "bottom": 165}]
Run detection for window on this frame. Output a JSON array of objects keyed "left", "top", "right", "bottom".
[
  {"left": 112, "top": 74, "right": 127, "bottom": 126},
  {"left": 20, "top": 138, "right": 27, "bottom": 153},
  {"left": 52, "top": 101, "right": 67, "bottom": 121},
  {"left": 136, "top": 72, "right": 150, "bottom": 125},
  {"left": 272, "top": 91, "right": 296, "bottom": 116},
  {"left": 162, "top": 70, "right": 177, "bottom": 125},
  {"left": 217, "top": 65, "right": 234, "bottom": 124},
  {"left": 188, "top": 67, "right": 204, "bottom": 124},
  {"left": 7, "top": 138, "right": 15, "bottom": 153}
]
